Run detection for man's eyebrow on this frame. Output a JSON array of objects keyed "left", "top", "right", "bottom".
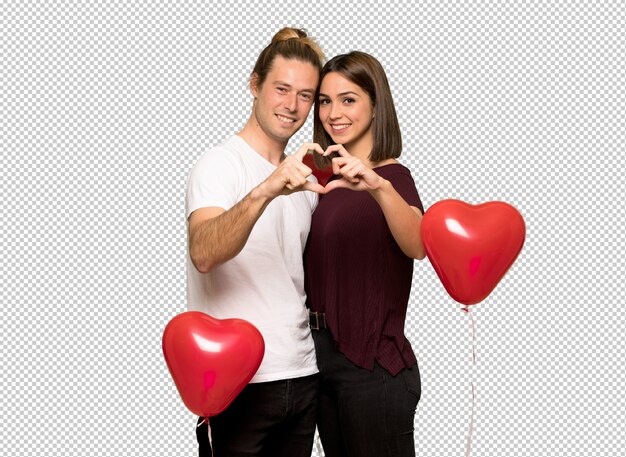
[
  {"left": 272, "top": 80, "right": 292, "bottom": 87},
  {"left": 273, "top": 81, "right": 316, "bottom": 93}
]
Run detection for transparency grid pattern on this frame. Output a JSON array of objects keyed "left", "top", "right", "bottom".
[{"left": 1, "top": 1, "right": 625, "bottom": 457}]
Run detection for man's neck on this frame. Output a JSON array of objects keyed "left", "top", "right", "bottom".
[{"left": 238, "top": 119, "right": 287, "bottom": 166}]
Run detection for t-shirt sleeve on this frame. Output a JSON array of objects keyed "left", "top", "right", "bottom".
[
  {"left": 185, "top": 147, "right": 241, "bottom": 219},
  {"left": 387, "top": 167, "right": 424, "bottom": 214}
]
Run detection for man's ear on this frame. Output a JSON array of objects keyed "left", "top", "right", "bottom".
[{"left": 250, "top": 74, "right": 260, "bottom": 98}]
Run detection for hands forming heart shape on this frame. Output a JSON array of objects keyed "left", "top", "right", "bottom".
[{"left": 298, "top": 143, "right": 386, "bottom": 193}]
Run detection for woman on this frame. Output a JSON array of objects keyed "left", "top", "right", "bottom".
[{"left": 304, "top": 51, "right": 425, "bottom": 457}]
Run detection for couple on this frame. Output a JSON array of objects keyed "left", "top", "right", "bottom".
[{"left": 186, "top": 27, "right": 425, "bottom": 457}]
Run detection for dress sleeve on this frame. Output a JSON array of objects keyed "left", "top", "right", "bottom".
[{"left": 386, "top": 166, "right": 424, "bottom": 214}]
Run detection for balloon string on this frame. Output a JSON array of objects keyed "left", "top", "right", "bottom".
[
  {"left": 461, "top": 306, "right": 476, "bottom": 457},
  {"left": 196, "top": 417, "right": 214, "bottom": 457},
  {"left": 208, "top": 418, "right": 213, "bottom": 457},
  {"left": 314, "top": 428, "right": 324, "bottom": 455}
]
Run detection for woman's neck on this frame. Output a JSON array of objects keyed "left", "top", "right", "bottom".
[
  {"left": 344, "top": 136, "right": 374, "bottom": 167},
  {"left": 343, "top": 138, "right": 397, "bottom": 169}
]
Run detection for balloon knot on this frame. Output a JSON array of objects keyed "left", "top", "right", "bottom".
[{"left": 197, "top": 417, "right": 208, "bottom": 428}]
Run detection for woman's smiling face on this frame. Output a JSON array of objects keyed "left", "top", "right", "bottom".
[{"left": 317, "top": 72, "right": 375, "bottom": 155}]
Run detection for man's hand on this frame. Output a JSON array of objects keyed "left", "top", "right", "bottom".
[{"left": 255, "top": 143, "right": 327, "bottom": 199}]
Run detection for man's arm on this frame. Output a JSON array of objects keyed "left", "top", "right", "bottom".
[
  {"left": 188, "top": 143, "right": 325, "bottom": 273},
  {"left": 188, "top": 187, "right": 270, "bottom": 273}
]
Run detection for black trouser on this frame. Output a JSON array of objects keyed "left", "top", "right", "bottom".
[
  {"left": 312, "top": 328, "right": 421, "bottom": 457},
  {"left": 196, "top": 374, "right": 318, "bottom": 457}
]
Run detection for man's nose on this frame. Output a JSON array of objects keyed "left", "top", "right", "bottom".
[{"left": 284, "top": 93, "right": 297, "bottom": 112}]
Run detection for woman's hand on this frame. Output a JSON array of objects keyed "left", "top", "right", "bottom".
[
  {"left": 323, "top": 144, "right": 385, "bottom": 192},
  {"left": 322, "top": 144, "right": 425, "bottom": 259}
]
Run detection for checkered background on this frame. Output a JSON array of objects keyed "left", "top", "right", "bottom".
[{"left": 2, "top": 1, "right": 624, "bottom": 456}]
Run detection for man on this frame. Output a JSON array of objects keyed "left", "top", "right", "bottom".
[{"left": 185, "top": 28, "right": 325, "bottom": 456}]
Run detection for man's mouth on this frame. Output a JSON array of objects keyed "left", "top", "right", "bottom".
[{"left": 276, "top": 114, "right": 296, "bottom": 124}]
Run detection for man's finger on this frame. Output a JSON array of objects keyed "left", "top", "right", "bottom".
[
  {"left": 296, "top": 161, "right": 313, "bottom": 177},
  {"left": 294, "top": 143, "right": 324, "bottom": 162},
  {"left": 279, "top": 156, "right": 313, "bottom": 179},
  {"left": 302, "top": 180, "right": 327, "bottom": 194}
]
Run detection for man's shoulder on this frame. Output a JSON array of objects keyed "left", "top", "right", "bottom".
[
  {"left": 193, "top": 136, "right": 245, "bottom": 170},
  {"left": 203, "top": 135, "right": 241, "bottom": 157}
]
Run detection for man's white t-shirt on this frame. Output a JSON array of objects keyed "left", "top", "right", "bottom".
[{"left": 185, "top": 135, "right": 318, "bottom": 383}]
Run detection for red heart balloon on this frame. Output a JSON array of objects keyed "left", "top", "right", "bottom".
[
  {"left": 421, "top": 200, "right": 525, "bottom": 305},
  {"left": 162, "top": 311, "right": 265, "bottom": 417}
]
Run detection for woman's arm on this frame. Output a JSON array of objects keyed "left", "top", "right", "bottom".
[
  {"left": 323, "top": 144, "right": 425, "bottom": 260},
  {"left": 368, "top": 180, "right": 425, "bottom": 260}
]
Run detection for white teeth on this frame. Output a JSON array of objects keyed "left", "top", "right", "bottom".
[
  {"left": 277, "top": 115, "right": 295, "bottom": 123},
  {"left": 332, "top": 124, "right": 350, "bottom": 129}
]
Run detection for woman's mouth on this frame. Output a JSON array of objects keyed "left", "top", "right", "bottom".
[{"left": 330, "top": 123, "right": 350, "bottom": 134}]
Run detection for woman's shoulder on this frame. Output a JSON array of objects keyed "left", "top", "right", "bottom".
[{"left": 374, "top": 160, "right": 413, "bottom": 177}]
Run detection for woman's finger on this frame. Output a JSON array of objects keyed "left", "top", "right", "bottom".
[
  {"left": 331, "top": 157, "right": 349, "bottom": 175},
  {"left": 324, "top": 144, "right": 351, "bottom": 157}
]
